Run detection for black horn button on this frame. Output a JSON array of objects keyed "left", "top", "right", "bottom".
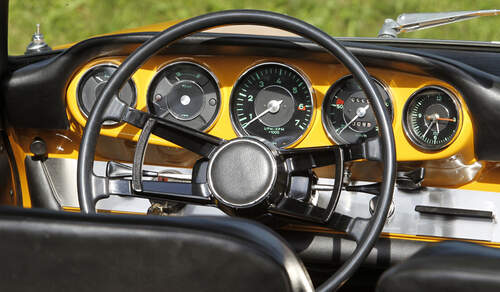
[{"left": 207, "top": 138, "right": 277, "bottom": 208}]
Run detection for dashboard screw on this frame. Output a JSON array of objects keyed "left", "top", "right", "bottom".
[
  {"left": 154, "top": 94, "right": 162, "bottom": 102},
  {"left": 209, "top": 98, "right": 217, "bottom": 106}
]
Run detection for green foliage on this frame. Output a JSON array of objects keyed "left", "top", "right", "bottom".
[{"left": 9, "top": 0, "right": 500, "bottom": 55}]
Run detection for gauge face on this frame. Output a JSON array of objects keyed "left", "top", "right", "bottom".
[
  {"left": 77, "top": 64, "right": 136, "bottom": 125},
  {"left": 147, "top": 62, "right": 220, "bottom": 131},
  {"left": 403, "top": 87, "right": 461, "bottom": 150},
  {"left": 230, "top": 63, "right": 314, "bottom": 148},
  {"left": 322, "top": 76, "right": 392, "bottom": 144}
]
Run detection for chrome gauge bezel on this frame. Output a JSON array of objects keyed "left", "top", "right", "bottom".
[
  {"left": 146, "top": 60, "right": 222, "bottom": 132},
  {"left": 76, "top": 62, "right": 137, "bottom": 126},
  {"left": 321, "top": 75, "right": 394, "bottom": 145},
  {"left": 229, "top": 61, "right": 315, "bottom": 148},
  {"left": 402, "top": 85, "right": 462, "bottom": 151}
]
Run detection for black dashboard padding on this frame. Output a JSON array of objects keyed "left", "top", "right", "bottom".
[
  {"left": 5, "top": 33, "right": 154, "bottom": 130},
  {"left": 376, "top": 241, "right": 500, "bottom": 292},
  {"left": 0, "top": 206, "right": 313, "bottom": 292}
]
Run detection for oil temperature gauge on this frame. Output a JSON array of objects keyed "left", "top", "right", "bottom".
[{"left": 403, "top": 86, "right": 461, "bottom": 150}]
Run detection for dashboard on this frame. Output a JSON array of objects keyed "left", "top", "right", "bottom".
[
  {"left": 7, "top": 29, "right": 500, "bottom": 206},
  {"left": 6, "top": 27, "right": 500, "bottom": 255},
  {"left": 65, "top": 54, "right": 474, "bottom": 162}
]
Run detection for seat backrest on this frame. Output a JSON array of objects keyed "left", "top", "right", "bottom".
[
  {"left": 377, "top": 241, "right": 500, "bottom": 292},
  {"left": 0, "top": 207, "right": 313, "bottom": 292}
]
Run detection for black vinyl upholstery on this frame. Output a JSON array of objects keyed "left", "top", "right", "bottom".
[
  {"left": 0, "top": 207, "right": 313, "bottom": 292},
  {"left": 377, "top": 241, "right": 500, "bottom": 292}
]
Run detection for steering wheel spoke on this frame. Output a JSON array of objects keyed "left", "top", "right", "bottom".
[
  {"left": 279, "top": 137, "right": 382, "bottom": 174},
  {"left": 342, "top": 137, "right": 383, "bottom": 162},
  {"left": 91, "top": 172, "right": 212, "bottom": 206},
  {"left": 279, "top": 146, "right": 341, "bottom": 173},
  {"left": 270, "top": 197, "right": 329, "bottom": 224},
  {"left": 122, "top": 107, "right": 225, "bottom": 158},
  {"left": 270, "top": 198, "right": 369, "bottom": 243}
]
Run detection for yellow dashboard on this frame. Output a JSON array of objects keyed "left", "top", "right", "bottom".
[{"left": 65, "top": 55, "right": 475, "bottom": 163}]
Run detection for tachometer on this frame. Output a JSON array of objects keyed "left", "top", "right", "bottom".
[
  {"left": 322, "top": 76, "right": 393, "bottom": 144},
  {"left": 230, "top": 63, "right": 314, "bottom": 148},
  {"left": 403, "top": 86, "right": 461, "bottom": 150},
  {"left": 147, "top": 61, "right": 221, "bottom": 131}
]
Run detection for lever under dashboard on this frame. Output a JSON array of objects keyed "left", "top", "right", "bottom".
[{"left": 106, "top": 161, "right": 191, "bottom": 182}]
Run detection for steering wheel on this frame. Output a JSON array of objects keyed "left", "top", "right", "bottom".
[{"left": 77, "top": 10, "right": 396, "bottom": 291}]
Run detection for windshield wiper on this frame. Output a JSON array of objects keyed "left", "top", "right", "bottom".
[{"left": 378, "top": 9, "right": 500, "bottom": 38}]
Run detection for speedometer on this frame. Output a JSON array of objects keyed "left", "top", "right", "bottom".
[
  {"left": 322, "top": 76, "right": 393, "bottom": 144},
  {"left": 230, "top": 63, "right": 314, "bottom": 148}
]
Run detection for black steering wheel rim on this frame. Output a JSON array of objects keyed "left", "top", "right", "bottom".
[{"left": 77, "top": 9, "right": 396, "bottom": 291}]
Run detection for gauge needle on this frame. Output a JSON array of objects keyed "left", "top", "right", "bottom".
[
  {"left": 242, "top": 99, "right": 283, "bottom": 129},
  {"left": 426, "top": 116, "right": 455, "bottom": 122},
  {"left": 338, "top": 105, "right": 370, "bottom": 135},
  {"left": 437, "top": 117, "right": 455, "bottom": 122},
  {"left": 423, "top": 120, "right": 435, "bottom": 138}
]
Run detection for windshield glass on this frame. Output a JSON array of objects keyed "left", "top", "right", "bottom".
[{"left": 9, "top": 1, "right": 500, "bottom": 55}]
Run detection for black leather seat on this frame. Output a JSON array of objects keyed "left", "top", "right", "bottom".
[
  {"left": 0, "top": 206, "right": 313, "bottom": 292},
  {"left": 377, "top": 241, "right": 500, "bottom": 292}
]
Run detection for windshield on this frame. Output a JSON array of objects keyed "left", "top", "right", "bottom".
[{"left": 9, "top": 1, "right": 500, "bottom": 55}]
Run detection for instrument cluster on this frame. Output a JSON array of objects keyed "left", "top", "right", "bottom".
[{"left": 74, "top": 59, "right": 463, "bottom": 152}]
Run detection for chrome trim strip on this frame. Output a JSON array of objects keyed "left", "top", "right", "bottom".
[{"left": 320, "top": 177, "right": 498, "bottom": 242}]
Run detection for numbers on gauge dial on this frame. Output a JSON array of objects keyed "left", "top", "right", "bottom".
[{"left": 322, "top": 76, "right": 393, "bottom": 145}]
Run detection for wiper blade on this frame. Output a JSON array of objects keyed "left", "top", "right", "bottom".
[{"left": 378, "top": 9, "right": 500, "bottom": 38}]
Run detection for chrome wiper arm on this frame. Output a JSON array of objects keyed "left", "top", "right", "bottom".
[{"left": 378, "top": 9, "right": 500, "bottom": 38}]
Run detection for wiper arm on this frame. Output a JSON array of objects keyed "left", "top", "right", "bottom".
[{"left": 378, "top": 9, "right": 500, "bottom": 38}]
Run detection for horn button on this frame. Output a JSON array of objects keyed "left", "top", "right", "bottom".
[{"left": 207, "top": 138, "right": 278, "bottom": 208}]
